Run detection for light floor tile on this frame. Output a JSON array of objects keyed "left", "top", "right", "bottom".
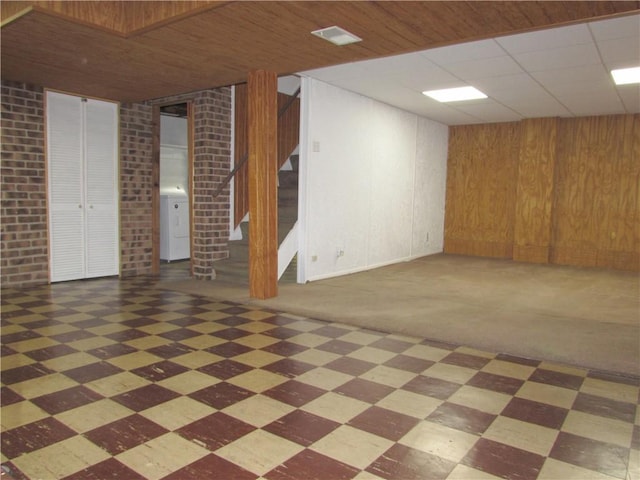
[
  {"left": 101, "top": 312, "right": 143, "bottom": 323},
  {"left": 339, "top": 331, "right": 383, "bottom": 346},
  {"left": 289, "top": 333, "right": 332, "bottom": 348},
  {"left": 0, "top": 401, "right": 49, "bottom": 431},
  {"left": 375, "top": 389, "right": 443, "bottom": 419},
  {"left": 12, "top": 435, "right": 110, "bottom": 480},
  {"left": 238, "top": 310, "right": 277, "bottom": 321},
  {"left": 177, "top": 335, "right": 225, "bottom": 351},
  {"left": 561, "top": 410, "right": 633, "bottom": 447},
  {"left": 86, "top": 323, "right": 131, "bottom": 336},
  {"left": 148, "top": 312, "right": 187, "bottom": 322},
  {"left": 234, "top": 333, "right": 281, "bottom": 349},
  {"left": 33, "top": 324, "right": 78, "bottom": 336},
  {"left": 236, "top": 321, "right": 275, "bottom": 333},
  {"left": 137, "top": 322, "right": 180, "bottom": 335},
  {"left": 55, "top": 398, "right": 134, "bottom": 433},
  {"left": 106, "top": 351, "right": 163, "bottom": 370},
  {"left": 424, "top": 362, "right": 477, "bottom": 385},
  {"left": 482, "top": 416, "right": 559, "bottom": 456},
  {"left": 116, "top": 432, "right": 209, "bottom": 480},
  {"left": 359, "top": 365, "right": 417, "bottom": 388},
  {"left": 170, "top": 350, "right": 224, "bottom": 369},
  {"left": 516, "top": 381, "right": 577, "bottom": 408},
  {"left": 226, "top": 369, "right": 289, "bottom": 393},
  {"left": 86, "top": 371, "right": 151, "bottom": 397},
  {"left": 387, "top": 333, "right": 422, "bottom": 344},
  {"left": 67, "top": 336, "right": 115, "bottom": 352},
  {"left": 446, "top": 464, "right": 502, "bottom": 479},
  {"left": 286, "top": 320, "right": 325, "bottom": 332},
  {"left": 580, "top": 378, "right": 639, "bottom": 404},
  {"left": 124, "top": 336, "right": 172, "bottom": 351},
  {"left": 232, "top": 350, "right": 283, "bottom": 368},
  {"left": 538, "top": 361, "right": 588, "bottom": 377},
  {"left": 538, "top": 458, "right": 621, "bottom": 480},
  {"left": 290, "top": 349, "right": 341, "bottom": 366},
  {"left": 399, "top": 421, "right": 479, "bottom": 463},
  {"left": 7, "top": 336, "right": 59, "bottom": 353},
  {"left": 302, "top": 392, "right": 370, "bottom": 423},
  {"left": 157, "top": 370, "right": 220, "bottom": 395},
  {"left": 455, "top": 346, "right": 496, "bottom": 359},
  {"left": 481, "top": 359, "right": 536, "bottom": 380},
  {"left": 41, "top": 351, "right": 104, "bottom": 372},
  {"left": 296, "top": 367, "right": 353, "bottom": 390},
  {"left": 448, "top": 385, "right": 511, "bottom": 415},
  {"left": 215, "top": 429, "right": 304, "bottom": 476},
  {"left": 311, "top": 425, "right": 394, "bottom": 469},
  {"left": 403, "top": 344, "right": 450, "bottom": 362},
  {"left": 193, "top": 311, "right": 231, "bottom": 322},
  {"left": 347, "top": 347, "right": 397, "bottom": 364},
  {"left": 10, "top": 373, "right": 78, "bottom": 399},
  {"left": 628, "top": 449, "right": 639, "bottom": 480},
  {"left": 140, "top": 397, "right": 214, "bottom": 430},
  {"left": 222, "top": 394, "right": 295, "bottom": 427},
  {"left": 1, "top": 353, "right": 36, "bottom": 370}
]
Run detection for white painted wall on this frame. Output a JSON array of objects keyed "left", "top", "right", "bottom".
[
  {"left": 160, "top": 115, "right": 188, "bottom": 195},
  {"left": 298, "top": 78, "right": 448, "bottom": 282}
]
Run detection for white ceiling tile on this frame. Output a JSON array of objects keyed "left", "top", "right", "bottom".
[
  {"left": 508, "top": 100, "right": 572, "bottom": 118},
  {"left": 597, "top": 37, "right": 640, "bottom": 70},
  {"left": 513, "top": 43, "right": 601, "bottom": 71},
  {"left": 530, "top": 65, "right": 610, "bottom": 87},
  {"left": 356, "top": 52, "right": 436, "bottom": 75},
  {"left": 301, "top": 63, "right": 368, "bottom": 81},
  {"left": 452, "top": 100, "right": 522, "bottom": 122},
  {"left": 444, "top": 56, "right": 523, "bottom": 80},
  {"left": 561, "top": 94, "right": 626, "bottom": 116},
  {"left": 497, "top": 24, "right": 592, "bottom": 54},
  {"left": 420, "top": 39, "right": 504, "bottom": 65},
  {"left": 616, "top": 85, "right": 640, "bottom": 113},
  {"left": 589, "top": 14, "right": 640, "bottom": 41}
]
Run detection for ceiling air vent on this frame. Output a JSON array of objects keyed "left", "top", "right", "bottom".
[{"left": 311, "top": 26, "right": 362, "bottom": 46}]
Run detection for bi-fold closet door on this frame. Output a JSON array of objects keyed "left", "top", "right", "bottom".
[{"left": 46, "top": 91, "right": 119, "bottom": 282}]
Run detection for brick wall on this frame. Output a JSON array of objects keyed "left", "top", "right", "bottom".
[
  {"left": 120, "top": 102, "right": 154, "bottom": 277},
  {"left": 1, "top": 81, "right": 49, "bottom": 287}
]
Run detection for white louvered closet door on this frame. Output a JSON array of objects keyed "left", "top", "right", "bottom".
[{"left": 47, "top": 91, "right": 119, "bottom": 282}]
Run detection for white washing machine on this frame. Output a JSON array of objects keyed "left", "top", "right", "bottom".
[{"left": 160, "top": 194, "right": 190, "bottom": 261}]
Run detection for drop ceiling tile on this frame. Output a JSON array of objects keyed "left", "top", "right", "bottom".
[
  {"left": 560, "top": 95, "right": 626, "bottom": 116},
  {"left": 544, "top": 79, "right": 617, "bottom": 97},
  {"left": 301, "top": 63, "right": 368, "bottom": 81},
  {"left": 597, "top": 37, "right": 640, "bottom": 69},
  {"left": 513, "top": 43, "right": 600, "bottom": 72},
  {"left": 497, "top": 24, "right": 592, "bottom": 54},
  {"left": 420, "top": 39, "right": 505, "bottom": 65},
  {"left": 508, "top": 101, "right": 572, "bottom": 118},
  {"left": 356, "top": 52, "right": 437, "bottom": 75},
  {"left": 452, "top": 100, "right": 522, "bottom": 123},
  {"left": 589, "top": 14, "right": 640, "bottom": 41},
  {"left": 530, "top": 65, "right": 611, "bottom": 88},
  {"left": 615, "top": 86, "right": 640, "bottom": 113},
  {"left": 444, "top": 56, "right": 523, "bottom": 80}
]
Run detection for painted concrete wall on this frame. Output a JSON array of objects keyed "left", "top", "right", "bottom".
[{"left": 299, "top": 78, "right": 448, "bottom": 282}]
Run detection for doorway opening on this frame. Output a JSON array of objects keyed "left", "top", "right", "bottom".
[{"left": 154, "top": 102, "right": 193, "bottom": 278}]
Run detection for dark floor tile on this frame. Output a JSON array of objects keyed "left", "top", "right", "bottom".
[
  {"left": 217, "top": 316, "right": 253, "bottom": 327},
  {"left": 262, "top": 358, "right": 316, "bottom": 378},
  {"left": 1, "top": 330, "right": 42, "bottom": 344},
  {"left": 145, "top": 342, "right": 195, "bottom": 359},
  {"left": 1, "top": 417, "right": 76, "bottom": 459},
  {"left": 219, "top": 306, "right": 251, "bottom": 315},
  {"left": 24, "top": 344, "right": 78, "bottom": 362},
  {"left": 370, "top": 337, "right": 414, "bottom": 353},
  {"left": 84, "top": 414, "right": 168, "bottom": 455},
  {"left": 313, "top": 325, "right": 353, "bottom": 339},
  {"left": 402, "top": 375, "right": 461, "bottom": 400},
  {"left": 441, "top": 352, "right": 491, "bottom": 370},
  {"left": 334, "top": 378, "right": 394, "bottom": 404},
  {"left": 162, "top": 453, "right": 257, "bottom": 480},
  {"left": 1, "top": 345, "right": 17, "bottom": 356},
  {"left": 51, "top": 329, "right": 97, "bottom": 343},
  {"left": 427, "top": 402, "right": 496, "bottom": 435},
  {"left": 420, "top": 339, "right": 457, "bottom": 350},
  {"left": 197, "top": 359, "right": 254, "bottom": 380},
  {"left": 31, "top": 385, "right": 103, "bottom": 415},
  {"left": 264, "top": 410, "right": 340, "bottom": 447},
  {"left": 587, "top": 370, "right": 640, "bottom": 386},
  {"left": 62, "top": 361, "right": 124, "bottom": 383},
  {"left": 62, "top": 458, "right": 147, "bottom": 480},
  {"left": 205, "top": 342, "right": 253, "bottom": 358},
  {"left": 632, "top": 425, "right": 640, "bottom": 450},
  {"left": 529, "top": 368, "right": 584, "bottom": 390},
  {"left": 66, "top": 318, "right": 109, "bottom": 330},
  {"left": 1, "top": 363, "right": 55, "bottom": 385},
  {"left": 316, "top": 339, "right": 361, "bottom": 355},
  {"left": 265, "top": 449, "right": 359, "bottom": 480},
  {"left": 131, "top": 360, "right": 190, "bottom": 382},
  {"left": 177, "top": 412, "right": 256, "bottom": 450},
  {"left": 572, "top": 392, "right": 636, "bottom": 423},
  {"left": 468, "top": 371, "right": 524, "bottom": 395},
  {"left": 22, "top": 319, "right": 63, "bottom": 329},
  {"left": 549, "top": 431, "right": 630, "bottom": 478},
  {"left": 463, "top": 438, "right": 544, "bottom": 480},
  {"left": 87, "top": 343, "right": 137, "bottom": 360},
  {"left": 189, "top": 382, "right": 255, "bottom": 409},
  {"left": 261, "top": 340, "right": 309, "bottom": 357},
  {"left": 348, "top": 406, "right": 419, "bottom": 441},
  {"left": 159, "top": 328, "right": 202, "bottom": 342},
  {"left": 0, "top": 387, "right": 24, "bottom": 407},
  {"left": 104, "top": 329, "right": 149, "bottom": 342},
  {"left": 263, "top": 326, "right": 305, "bottom": 340},
  {"left": 501, "top": 397, "right": 568, "bottom": 429},
  {"left": 112, "top": 384, "right": 180, "bottom": 411},
  {"left": 325, "top": 356, "right": 376, "bottom": 376},
  {"left": 261, "top": 315, "right": 298, "bottom": 327},
  {"left": 170, "top": 308, "right": 208, "bottom": 319},
  {"left": 121, "top": 317, "right": 159, "bottom": 328},
  {"left": 495, "top": 353, "right": 540, "bottom": 367},
  {"left": 366, "top": 443, "right": 456, "bottom": 480},
  {"left": 384, "top": 354, "right": 434, "bottom": 373},
  {"left": 263, "top": 380, "right": 327, "bottom": 408},
  {"left": 210, "top": 327, "right": 253, "bottom": 341},
  {"left": 0, "top": 461, "right": 30, "bottom": 480},
  {"left": 132, "top": 307, "right": 166, "bottom": 317}
]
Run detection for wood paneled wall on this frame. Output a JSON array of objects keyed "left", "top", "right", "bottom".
[
  {"left": 444, "top": 114, "right": 639, "bottom": 271},
  {"left": 233, "top": 85, "right": 300, "bottom": 229}
]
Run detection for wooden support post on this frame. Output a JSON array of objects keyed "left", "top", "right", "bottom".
[{"left": 248, "top": 70, "right": 278, "bottom": 299}]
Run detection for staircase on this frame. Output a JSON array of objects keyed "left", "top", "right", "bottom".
[{"left": 213, "top": 156, "right": 299, "bottom": 285}]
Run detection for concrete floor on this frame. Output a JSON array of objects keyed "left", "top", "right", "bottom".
[{"left": 159, "top": 254, "right": 640, "bottom": 377}]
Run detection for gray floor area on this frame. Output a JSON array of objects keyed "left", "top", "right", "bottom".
[{"left": 159, "top": 254, "right": 640, "bottom": 377}]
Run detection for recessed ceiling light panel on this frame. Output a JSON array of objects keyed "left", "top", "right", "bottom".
[
  {"left": 423, "top": 86, "right": 488, "bottom": 103},
  {"left": 611, "top": 66, "right": 640, "bottom": 85},
  {"left": 311, "top": 26, "right": 362, "bottom": 46}
]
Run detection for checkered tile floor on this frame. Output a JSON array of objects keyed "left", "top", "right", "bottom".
[{"left": 1, "top": 274, "right": 639, "bottom": 480}]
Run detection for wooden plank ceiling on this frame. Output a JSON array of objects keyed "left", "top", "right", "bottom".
[{"left": 2, "top": 1, "right": 638, "bottom": 102}]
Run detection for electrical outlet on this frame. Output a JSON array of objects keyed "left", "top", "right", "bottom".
[
  {"left": 312, "top": 141, "right": 320, "bottom": 152},
  {"left": 336, "top": 248, "right": 345, "bottom": 258},
  {"left": 311, "top": 255, "right": 318, "bottom": 262}
]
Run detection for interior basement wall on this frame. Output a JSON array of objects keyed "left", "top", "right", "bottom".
[{"left": 299, "top": 78, "right": 448, "bottom": 282}]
